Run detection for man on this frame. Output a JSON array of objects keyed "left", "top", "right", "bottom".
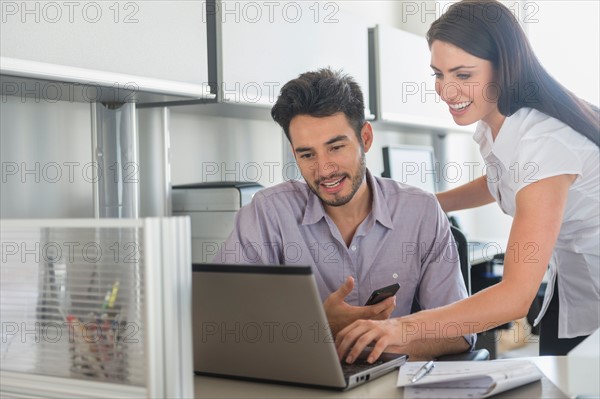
[{"left": 213, "top": 68, "right": 473, "bottom": 359}]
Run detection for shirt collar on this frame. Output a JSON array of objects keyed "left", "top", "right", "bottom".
[
  {"left": 368, "top": 170, "right": 394, "bottom": 230},
  {"left": 301, "top": 169, "right": 394, "bottom": 230},
  {"left": 474, "top": 109, "right": 525, "bottom": 168},
  {"left": 302, "top": 184, "right": 325, "bottom": 226}
]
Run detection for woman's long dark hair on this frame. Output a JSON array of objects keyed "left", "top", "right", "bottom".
[{"left": 427, "top": 0, "right": 599, "bottom": 147}]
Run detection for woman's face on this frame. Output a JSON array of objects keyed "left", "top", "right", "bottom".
[{"left": 430, "top": 40, "right": 505, "bottom": 133}]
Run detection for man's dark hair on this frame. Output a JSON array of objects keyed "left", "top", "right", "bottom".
[{"left": 271, "top": 68, "right": 366, "bottom": 143}]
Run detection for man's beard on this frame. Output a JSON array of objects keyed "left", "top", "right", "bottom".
[{"left": 308, "top": 152, "right": 367, "bottom": 207}]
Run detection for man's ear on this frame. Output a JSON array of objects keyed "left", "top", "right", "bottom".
[{"left": 361, "top": 122, "right": 374, "bottom": 152}]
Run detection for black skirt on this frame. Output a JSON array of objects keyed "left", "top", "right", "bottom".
[{"left": 539, "top": 279, "right": 589, "bottom": 356}]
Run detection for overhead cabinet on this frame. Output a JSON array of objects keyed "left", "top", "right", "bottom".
[
  {"left": 372, "top": 25, "right": 473, "bottom": 132},
  {"left": 0, "top": 1, "right": 212, "bottom": 103},
  {"left": 220, "top": 1, "right": 372, "bottom": 116}
]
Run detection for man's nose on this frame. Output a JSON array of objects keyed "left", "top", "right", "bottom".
[
  {"left": 319, "top": 155, "right": 339, "bottom": 178},
  {"left": 308, "top": 158, "right": 338, "bottom": 181}
]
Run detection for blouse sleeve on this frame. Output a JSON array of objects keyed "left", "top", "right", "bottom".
[{"left": 512, "top": 135, "right": 584, "bottom": 194}]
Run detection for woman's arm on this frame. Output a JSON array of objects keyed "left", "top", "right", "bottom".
[
  {"left": 337, "top": 174, "right": 576, "bottom": 363},
  {"left": 436, "top": 175, "right": 496, "bottom": 212}
]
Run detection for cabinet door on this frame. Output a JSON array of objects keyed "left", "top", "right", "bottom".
[
  {"left": 375, "top": 25, "right": 472, "bottom": 132},
  {"left": 220, "top": 1, "right": 371, "bottom": 116},
  {"left": 0, "top": 1, "right": 211, "bottom": 101}
]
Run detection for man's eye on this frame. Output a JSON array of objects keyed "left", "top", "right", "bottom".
[
  {"left": 331, "top": 145, "right": 344, "bottom": 151},
  {"left": 300, "top": 153, "right": 313, "bottom": 159}
]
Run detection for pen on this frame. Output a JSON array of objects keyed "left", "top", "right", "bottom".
[
  {"left": 101, "top": 288, "right": 112, "bottom": 309},
  {"left": 411, "top": 360, "right": 435, "bottom": 383}
]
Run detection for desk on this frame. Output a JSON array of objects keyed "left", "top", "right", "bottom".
[{"left": 194, "top": 356, "right": 569, "bottom": 398}]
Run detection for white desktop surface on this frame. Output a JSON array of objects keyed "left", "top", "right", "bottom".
[{"left": 194, "top": 356, "right": 569, "bottom": 398}]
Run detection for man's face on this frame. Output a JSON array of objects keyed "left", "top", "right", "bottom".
[{"left": 289, "top": 113, "right": 372, "bottom": 207}]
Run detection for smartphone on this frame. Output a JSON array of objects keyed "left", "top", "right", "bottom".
[{"left": 364, "top": 283, "right": 400, "bottom": 306}]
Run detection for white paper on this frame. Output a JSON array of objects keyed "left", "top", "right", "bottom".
[{"left": 397, "top": 360, "right": 542, "bottom": 399}]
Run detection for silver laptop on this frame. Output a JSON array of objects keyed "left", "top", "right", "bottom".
[{"left": 192, "top": 264, "right": 406, "bottom": 390}]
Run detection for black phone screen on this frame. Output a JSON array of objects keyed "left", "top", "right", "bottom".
[{"left": 364, "top": 283, "right": 400, "bottom": 306}]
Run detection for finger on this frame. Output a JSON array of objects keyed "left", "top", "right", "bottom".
[
  {"left": 372, "top": 311, "right": 390, "bottom": 321},
  {"left": 335, "top": 321, "right": 367, "bottom": 359},
  {"left": 340, "top": 276, "right": 354, "bottom": 297},
  {"left": 366, "top": 335, "right": 390, "bottom": 363},
  {"left": 337, "top": 322, "right": 375, "bottom": 362},
  {"left": 335, "top": 326, "right": 353, "bottom": 360},
  {"left": 346, "top": 329, "right": 382, "bottom": 364},
  {"left": 370, "top": 295, "right": 396, "bottom": 317},
  {"left": 332, "top": 276, "right": 354, "bottom": 301},
  {"left": 380, "top": 297, "right": 397, "bottom": 320}
]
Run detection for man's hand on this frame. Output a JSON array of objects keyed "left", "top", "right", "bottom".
[{"left": 323, "top": 276, "right": 396, "bottom": 336}]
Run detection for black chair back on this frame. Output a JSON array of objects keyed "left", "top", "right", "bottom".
[{"left": 450, "top": 226, "right": 471, "bottom": 295}]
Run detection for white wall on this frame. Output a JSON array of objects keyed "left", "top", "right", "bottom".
[
  {"left": 169, "top": 104, "right": 285, "bottom": 188},
  {"left": 3, "top": 0, "right": 594, "bottom": 245},
  {"left": 0, "top": 96, "right": 93, "bottom": 218},
  {"left": 337, "top": 0, "right": 438, "bottom": 35},
  {"left": 528, "top": 1, "right": 599, "bottom": 105}
]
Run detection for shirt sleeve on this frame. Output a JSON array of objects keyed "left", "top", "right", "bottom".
[
  {"left": 512, "top": 135, "right": 584, "bottom": 194},
  {"left": 416, "top": 196, "right": 476, "bottom": 349},
  {"left": 211, "top": 192, "right": 283, "bottom": 264}
]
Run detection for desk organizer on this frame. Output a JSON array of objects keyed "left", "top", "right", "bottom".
[{"left": 0, "top": 218, "right": 192, "bottom": 398}]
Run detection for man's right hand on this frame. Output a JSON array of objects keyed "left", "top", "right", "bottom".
[{"left": 323, "top": 276, "right": 396, "bottom": 336}]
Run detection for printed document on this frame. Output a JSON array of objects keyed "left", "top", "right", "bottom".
[{"left": 397, "top": 360, "right": 542, "bottom": 399}]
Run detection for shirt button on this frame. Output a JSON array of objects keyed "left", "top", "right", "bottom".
[
  {"left": 351, "top": 245, "right": 357, "bottom": 251},
  {"left": 392, "top": 273, "right": 398, "bottom": 279}
]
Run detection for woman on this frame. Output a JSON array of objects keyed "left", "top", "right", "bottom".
[{"left": 336, "top": 0, "right": 599, "bottom": 361}]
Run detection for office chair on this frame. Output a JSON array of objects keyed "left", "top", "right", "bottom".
[
  {"left": 450, "top": 225, "right": 471, "bottom": 295},
  {"left": 411, "top": 226, "right": 490, "bottom": 361}
]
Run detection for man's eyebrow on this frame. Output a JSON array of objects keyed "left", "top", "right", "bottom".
[
  {"left": 294, "top": 146, "right": 312, "bottom": 153},
  {"left": 294, "top": 135, "right": 349, "bottom": 153},
  {"left": 325, "top": 135, "right": 349, "bottom": 146}
]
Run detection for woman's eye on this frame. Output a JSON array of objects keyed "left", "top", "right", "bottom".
[
  {"left": 457, "top": 74, "right": 471, "bottom": 80},
  {"left": 431, "top": 72, "right": 442, "bottom": 78}
]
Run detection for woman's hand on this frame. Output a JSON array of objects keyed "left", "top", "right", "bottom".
[{"left": 335, "top": 317, "right": 412, "bottom": 364}]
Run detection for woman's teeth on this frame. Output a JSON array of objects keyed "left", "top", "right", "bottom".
[{"left": 449, "top": 101, "right": 472, "bottom": 110}]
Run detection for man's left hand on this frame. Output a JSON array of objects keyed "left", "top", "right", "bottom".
[{"left": 323, "top": 276, "right": 396, "bottom": 336}]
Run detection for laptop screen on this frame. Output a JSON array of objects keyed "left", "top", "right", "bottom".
[{"left": 191, "top": 264, "right": 406, "bottom": 389}]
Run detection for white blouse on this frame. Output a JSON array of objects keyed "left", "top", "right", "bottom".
[{"left": 474, "top": 107, "right": 599, "bottom": 338}]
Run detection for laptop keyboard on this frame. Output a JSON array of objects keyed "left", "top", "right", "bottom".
[{"left": 341, "top": 359, "right": 385, "bottom": 378}]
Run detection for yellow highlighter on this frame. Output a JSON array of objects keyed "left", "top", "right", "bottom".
[{"left": 107, "top": 281, "right": 120, "bottom": 309}]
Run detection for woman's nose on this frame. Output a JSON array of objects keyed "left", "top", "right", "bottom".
[{"left": 437, "top": 79, "right": 461, "bottom": 103}]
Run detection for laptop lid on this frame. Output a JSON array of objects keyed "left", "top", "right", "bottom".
[{"left": 192, "top": 264, "right": 406, "bottom": 390}]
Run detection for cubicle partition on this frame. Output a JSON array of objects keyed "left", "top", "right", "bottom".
[{"left": 0, "top": 217, "right": 193, "bottom": 398}]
